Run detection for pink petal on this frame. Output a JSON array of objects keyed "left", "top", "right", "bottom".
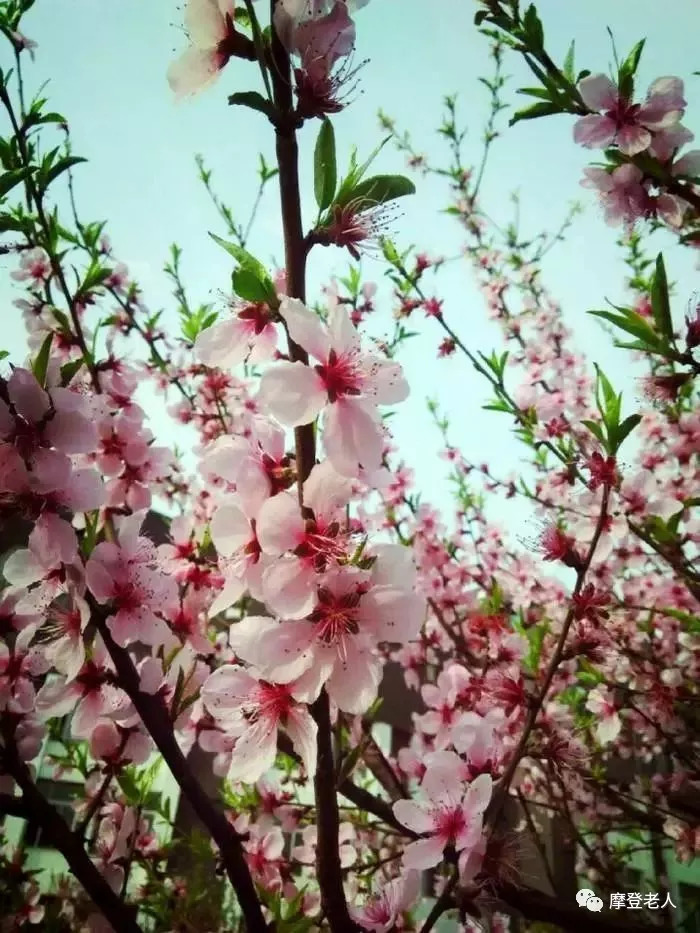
[
  {"left": 401, "top": 836, "right": 445, "bottom": 871},
  {"left": 280, "top": 298, "right": 330, "bottom": 360},
  {"left": 259, "top": 361, "right": 326, "bottom": 426},
  {"left": 257, "top": 491, "right": 302, "bottom": 555},
  {"left": 185, "top": 0, "right": 229, "bottom": 48},
  {"left": 303, "top": 460, "right": 353, "bottom": 517},
  {"left": 360, "top": 587, "right": 424, "bottom": 643},
  {"left": 572, "top": 114, "right": 616, "bottom": 149},
  {"left": 210, "top": 500, "right": 252, "bottom": 557},
  {"left": 254, "top": 619, "right": 316, "bottom": 683},
  {"left": 167, "top": 46, "right": 221, "bottom": 99},
  {"left": 327, "top": 639, "right": 382, "bottom": 713},
  {"left": 327, "top": 306, "right": 361, "bottom": 355},
  {"left": 392, "top": 799, "right": 434, "bottom": 834},
  {"left": 228, "top": 615, "right": 279, "bottom": 666},
  {"left": 195, "top": 317, "right": 251, "bottom": 369},
  {"left": 577, "top": 73, "right": 618, "bottom": 111},
  {"left": 2, "top": 549, "right": 44, "bottom": 587},
  {"left": 202, "top": 665, "right": 256, "bottom": 716},
  {"left": 323, "top": 397, "right": 384, "bottom": 476},
  {"left": 464, "top": 773, "right": 493, "bottom": 814},
  {"left": 8, "top": 368, "right": 50, "bottom": 423},
  {"left": 364, "top": 358, "right": 409, "bottom": 405},
  {"left": 228, "top": 721, "right": 278, "bottom": 783},
  {"left": 262, "top": 556, "right": 316, "bottom": 619},
  {"left": 285, "top": 706, "right": 318, "bottom": 776},
  {"left": 616, "top": 123, "right": 651, "bottom": 156},
  {"left": 673, "top": 149, "right": 700, "bottom": 176}
]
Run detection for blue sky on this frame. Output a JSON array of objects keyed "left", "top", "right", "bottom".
[{"left": 1, "top": 0, "right": 699, "bottom": 531}]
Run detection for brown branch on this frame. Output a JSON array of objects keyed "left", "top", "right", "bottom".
[
  {"left": 268, "top": 3, "right": 354, "bottom": 930},
  {"left": 2, "top": 728, "right": 143, "bottom": 933},
  {"left": 488, "top": 484, "right": 612, "bottom": 824},
  {"left": 0, "top": 792, "right": 30, "bottom": 819},
  {"left": 92, "top": 614, "right": 268, "bottom": 933}
]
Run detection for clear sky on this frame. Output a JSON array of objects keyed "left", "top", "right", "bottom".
[{"left": 1, "top": 0, "right": 699, "bottom": 532}]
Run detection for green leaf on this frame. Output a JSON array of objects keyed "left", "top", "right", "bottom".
[
  {"left": 232, "top": 267, "right": 270, "bottom": 303},
  {"left": 619, "top": 38, "right": 645, "bottom": 77},
  {"left": 32, "top": 332, "right": 53, "bottom": 388},
  {"left": 0, "top": 166, "right": 34, "bottom": 199},
  {"left": 336, "top": 174, "right": 415, "bottom": 210},
  {"left": 0, "top": 214, "right": 27, "bottom": 233},
  {"left": 610, "top": 413, "right": 642, "bottom": 452},
  {"left": 582, "top": 419, "right": 607, "bottom": 447},
  {"left": 522, "top": 4, "right": 544, "bottom": 50},
  {"left": 117, "top": 770, "right": 141, "bottom": 806},
  {"left": 594, "top": 364, "right": 621, "bottom": 431},
  {"left": 516, "top": 86, "right": 553, "bottom": 101},
  {"left": 509, "top": 101, "right": 562, "bottom": 126},
  {"left": 210, "top": 232, "right": 277, "bottom": 306},
  {"left": 563, "top": 40, "right": 576, "bottom": 82},
  {"left": 44, "top": 156, "right": 86, "bottom": 188},
  {"left": 589, "top": 308, "right": 666, "bottom": 350},
  {"left": 314, "top": 118, "right": 337, "bottom": 211},
  {"left": 650, "top": 253, "right": 673, "bottom": 340},
  {"left": 228, "top": 91, "right": 277, "bottom": 123},
  {"left": 60, "top": 358, "right": 84, "bottom": 386}
]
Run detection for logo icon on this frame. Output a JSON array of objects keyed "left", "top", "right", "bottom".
[{"left": 577, "top": 889, "right": 604, "bottom": 912}]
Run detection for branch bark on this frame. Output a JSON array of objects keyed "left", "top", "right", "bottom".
[
  {"left": 93, "top": 616, "right": 268, "bottom": 933},
  {"left": 2, "top": 729, "right": 143, "bottom": 933},
  {"left": 268, "top": 5, "right": 355, "bottom": 929}
]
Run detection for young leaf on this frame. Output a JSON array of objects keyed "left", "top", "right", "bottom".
[
  {"left": 509, "top": 101, "right": 562, "bottom": 126},
  {"left": 44, "top": 156, "right": 87, "bottom": 188},
  {"left": 618, "top": 38, "right": 645, "bottom": 98},
  {"left": 611, "top": 413, "right": 642, "bottom": 452},
  {"left": 228, "top": 91, "right": 277, "bottom": 123},
  {"left": 314, "top": 118, "right": 337, "bottom": 211},
  {"left": 582, "top": 419, "right": 608, "bottom": 449},
  {"left": 563, "top": 40, "right": 576, "bottom": 82},
  {"left": 233, "top": 267, "right": 270, "bottom": 303},
  {"left": 589, "top": 308, "right": 666, "bottom": 350},
  {"left": 0, "top": 166, "right": 35, "bottom": 199},
  {"left": 32, "top": 332, "right": 53, "bottom": 388},
  {"left": 336, "top": 174, "right": 415, "bottom": 209},
  {"left": 650, "top": 253, "right": 673, "bottom": 340},
  {"left": 522, "top": 4, "right": 544, "bottom": 51}
]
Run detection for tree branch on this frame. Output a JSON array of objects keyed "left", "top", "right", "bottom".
[
  {"left": 2, "top": 729, "right": 143, "bottom": 933},
  {"left": 92, "top": 615, "right": 268, "bottom": 933}
]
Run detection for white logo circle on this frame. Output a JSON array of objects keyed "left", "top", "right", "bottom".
[{"left": 576, "top": 889, "right": 596, "bottom": 907}]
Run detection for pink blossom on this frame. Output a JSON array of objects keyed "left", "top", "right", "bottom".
[
  {"left": 255, "top": 460, "right": 354, "bottom": 617},
  {"left": 274, "top": 0, "right": 363, "bottom": 114},
  {"left": 586, "top": 687, "right": 621, "bottom": 745},
  {"left": 230, "top": 557, "right": 424, "bottom": 714},
  {"left": 85, "top": 512, "right": 178, "bottom": 646},
  {"left": 350, "top": 871, "right": 420, "bottom": 932},
  {"left": 292, "top": 822, "right": 357, "bottom": 868},
  {"left": 201, "top": 665, "right": 317, "bottom": 782},
  {"left": 574, "top": 74, "right": 686, "bottom": 155},
  {"left": 259, "top": 299, "right": 408, "bottom": 476},
  {"left": 393, "top": 758, "right": 492, "bottom": 870},
  {"left": 0, "top": 625, "right": 49, "bottom": 713},
  {"left": 581, "top": 164, "right": 648, "bottom": 227},
  {"left": 36, "top": 639, "right": 129, "bottom": 738},
  {"left": 11, "top": 248, "right": 51, "bottom": 284},
  {"left": 167, "top": 0, "right": 237, "bottom": 99},
  {"left": 207, "top": 492, "right": 267, "bottom": 615},
  {"left": 196, "top": 302, "right": 278, "bottom": 369},
  {"left": 92, "top": 806, "right": 137, "bottom": 892},
  {"left": 2, "top": 512, "right": 82, "bottom": 613}
]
